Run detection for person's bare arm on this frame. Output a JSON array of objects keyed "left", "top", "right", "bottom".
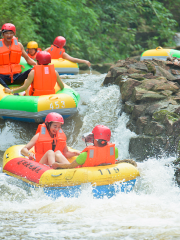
[
  {"left": 20, "top": 133, "right": 39, "bottom": 160},
  {"left": 56, "top": 71, "right": 64, "bottom": 90},
  {"left": 63, "top": 52, "right": 91, "bottom": 67},
  {"left": 63, "top": 145, "right": 81, "bottom": 158},
  {"left": 44, "top": 47, "right": 50, "bottom": 51},
  {"left": 19, "top": 42, "right": 37, "bottom": 66},
  {"left": 4, "top": 70, "right": 34, "bottom": 94}
]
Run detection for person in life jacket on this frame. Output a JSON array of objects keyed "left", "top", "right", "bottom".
[
  {"left": 45, "top": 36, "right": 91, "bottom": 67},
  {"left": 20, "top": 112, "right": 81, "bottom": 167},
  {"left": 4, "top": 51, "right": 64, "bottom": 96},
  {"left": 0, "top": 23, "right": 37, "bottom": 89},
  {"left": 26, "top": 41, "right": 42, "bottom": 60},
  {"left": 52, "top": 125, "right": 119, "bottom": 169}
]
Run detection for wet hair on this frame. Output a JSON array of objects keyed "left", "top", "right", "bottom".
[
  {"left": 28, "top": 48, "right": 37, "bottom": 52},
  {"left": 97, "top": 139, "right": 107, "bottom": 147},
  {"left": 45, "top": 122, "right": 52, "bottom": 133}
]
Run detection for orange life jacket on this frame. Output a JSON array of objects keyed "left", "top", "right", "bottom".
[
  {"left": 47, "top": 45, "right": 65, "bottom": 59},
  {"left": 27, "top": 52, "right": 37, "bottom": 60},
  {"left": 30, "top": 65, "right": 57, "bottom": 96},
  {"left": 0, "top": 38, "right": 22, "bottom": 82},
  {"left": 35, "top": 123, "right": 67, "bottom": 162},
  {"left": 81, "top": 143, "right": 116, "bottom": 167}
]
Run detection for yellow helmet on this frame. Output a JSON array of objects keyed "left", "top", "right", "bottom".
[{"left": 27, "top": 41, "right": 38, "bottom": 49}]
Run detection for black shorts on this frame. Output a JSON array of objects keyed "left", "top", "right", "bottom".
[{"left": 0, "top": 69, "right": 32, "bottom": 88}]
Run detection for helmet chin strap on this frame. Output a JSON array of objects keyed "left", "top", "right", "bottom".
[{"left": 53, "top": 44, "right": 59, "bottom": 48}]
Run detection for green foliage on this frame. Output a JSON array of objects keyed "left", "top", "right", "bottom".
[
  {"left": 0, "top": 0, "right": 179, "bottom": 63},
  {"left": 0, "top": 0, "right": 38, "bottom": 44}
]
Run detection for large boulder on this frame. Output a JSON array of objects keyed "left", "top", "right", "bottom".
[
  {"left": 103, "top": 58, "right": 180, "bottom": 161},
  {"left": 129, "top": 135, "right": 175, "bottom": 161}
]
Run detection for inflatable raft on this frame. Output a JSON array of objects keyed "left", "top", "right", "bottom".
[
  {"left": 20, "top": 56, "right": 79, "bottom": 75},
  {"left": 0, "top": 83, "right": 80, "bottom": 122},
  {"left": 141, "top": 46, "right": 180, "bottom": 61},
  {"left": 51, "top": 58, "right": 79, "bottom": 75},
  {"left": 3, "top": 145, "right": 140, "bottom": 198},
  {"left": 20, "top": 56, "right": 32, "bottom": 73}
]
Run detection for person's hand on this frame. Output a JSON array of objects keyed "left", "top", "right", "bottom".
[
  {"left": 28, "top": 152, "right": 36, "bottom": 160},
  {"left": 84, "top": 60, "right": 91, "bottom": 67},
  {"left": 4, "top": 88, "right": 12, "bottom": 94},
  {"left": 73, "top": 151, "right": 81, "bottom": 156}
]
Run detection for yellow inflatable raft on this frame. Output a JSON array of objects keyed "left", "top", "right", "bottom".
[
  {"left": 3, "top": 145, "right": 140, "bottom": 198},
  {"left": 20, "top": 56, "right": 79, "bottom": 75},
  {"left": 51, "top": 58, "right": 79, "bottom": 75},
  {"left": 141, "top": 46, "right": 180, "bottom": 61}
]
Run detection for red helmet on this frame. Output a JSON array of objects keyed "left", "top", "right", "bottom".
[
  {"left": 92, "top": 125, "right": 111, "bottom": 141},
  {"left": 36, "top": 51, "right": 51, "bottom": 65},
  {"left": 1, "top": 23, "right": 16, "bottom": 34},
  {"left": 45, "top": 112, "right": 64, "bottom": 124},
  {"left": 53, "top": 36, "right": 66, "bottom": 48}
]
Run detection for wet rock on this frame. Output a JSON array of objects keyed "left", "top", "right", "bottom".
[
  {"left": 173, "top": 119, "right": 180, "bottom": 137},
  {"left": 153, "top": 81, "right": 179, "bottom": 93},
  {"left": 152, "top": 110, "right": 179, "bottom": 124},
  {"left": 127, "top": 62, "right": 148, "bottom": 72},
  {"left": 132, "top": 104, "right": 147, "bottom": 119},
  {"left": 136, "top": 116, "right": 149, "bottom": 135},
  {"left": 144, "top": 61, "right": 156, "bottom": 74},
  {"left": 161, "top": 90, "right": 173, "bottom": 97},
  {"left": 164, "top": 117, "right": 174, "bottom": 136},
  {"left": 124, "top": 101, "right": 135, "bottom": 114},
  {"left": 171, "top": 69, "right": 180, "bottom": 75},
  {"left": 128, "top": 73, "right": 145, "bottom": 80},
  {"left": 127, "top": 68, "right": 142, "bottom": 74},
  {"left": 79, "top": 63, "right": 113, "bottom": 73},
  {"left": 129, "top": 135, "right": 173, "bottom": 161},
  {"left": 139, "top": 78, "right": 166, "bottom": 91},
  {"left": 111, "top": 67, "right": 128, "bottom": 78},
  {"left": 145, "top": 100, "right": 179, "bottom": 117},
  {"left": 129, "top": 135, "right": 175, "bottom": 161},
  {"left": 120, "top": 79, "right": 141, "bottom": 102},
  {"left": 92, "top": 63, "right": 113, "bottom": 73},
  {"left": 103, "top": 71, "right": 115, "bottom": 85},
  {"left": 110, "top": 60, "right": 126, "bottom": 68},
  {"left": 103, "top": 58, "right": 180, "bottom": 161},
  {"left": 132, "top": 87, "right": 166, "bottom": 103},
  {"left": 155, "top": 66, "right": 177, "bottom": 81},
  {"left": 143, "top": 121, "right": 165, "bottom": 136},
  {"left": 174, "top": 168, "right": 180, "bottom": 186},
  {"left": 142, "top": 73, "right": 155, "bottom": 79},
  {"left": 174, "top": 92, "right": 180, "bottom": 102}
]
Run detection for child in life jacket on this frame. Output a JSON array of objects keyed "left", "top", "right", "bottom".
[
  {"left": 45, "top": 36, "right": 91, "bottom": 67},
  {"left": 20, "top": 112, "right": 81, "bottom": 167},
  {"left": 4, "top": 51, "right": 64, "bottom": 96},
  {"left": 26, "top": 41, "right": 42, "bottom": 60},
  {"left": 52, "top": 125, "right": 119, "bottom": 169}
]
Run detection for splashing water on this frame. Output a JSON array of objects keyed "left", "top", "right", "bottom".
[{"left": 0, "top": 73, "right": 180, "bottom": 240}]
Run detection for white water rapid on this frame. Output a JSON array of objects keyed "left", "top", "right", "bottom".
[{"left": 0, "top": 72, "right": 180, "bottom": 240}]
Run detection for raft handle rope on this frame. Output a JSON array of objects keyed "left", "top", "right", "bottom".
[{"left": 51, "top": 173, "right": 63, "bottom": 177}]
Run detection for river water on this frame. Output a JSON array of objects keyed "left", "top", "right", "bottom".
[{"left": 0, "top": 71, "right": 180, "bottom": 240}]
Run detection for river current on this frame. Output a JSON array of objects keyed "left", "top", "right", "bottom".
[{"left": 0, "top": 71, "right": 180, "bottom": 240}]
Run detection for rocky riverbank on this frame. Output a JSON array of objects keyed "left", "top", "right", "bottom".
[{"left": 102, "top": 57, "right": 180, "bottom": 164}]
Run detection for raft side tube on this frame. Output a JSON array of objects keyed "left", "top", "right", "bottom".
[{"left": 3, "top": 145, "right": 140, "bottom": 189}]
